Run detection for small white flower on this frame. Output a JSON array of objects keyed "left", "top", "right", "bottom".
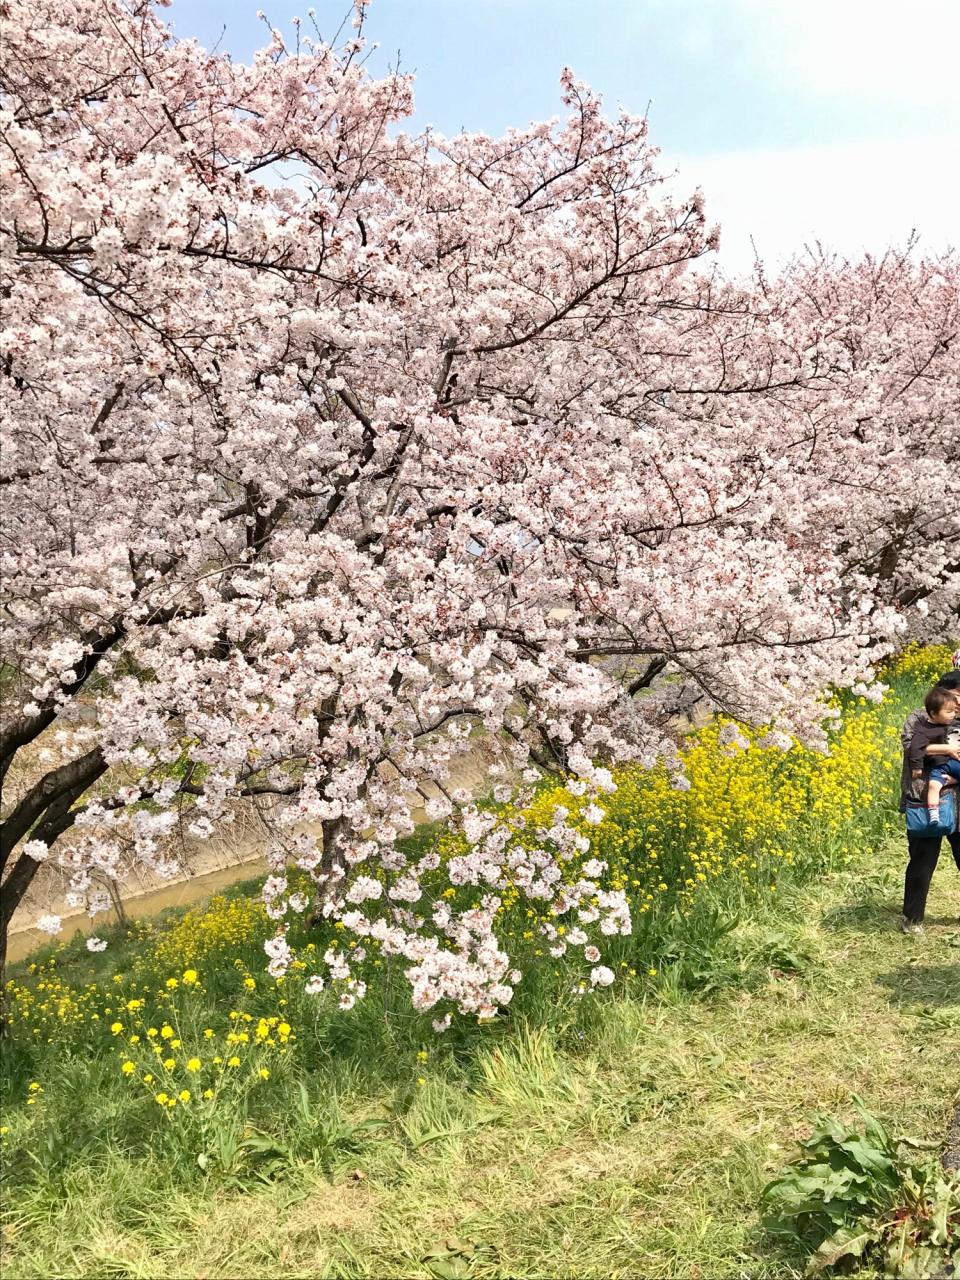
[
  {"left": 305, "top": 975, "right": 325, "bottom": 994},
  {"left": 590, "top": 965, "right": 615, "bottom": 988},
  {"left": 37, "top": 914, "right": 62, "bottom": 936},
  {"left": 86, "top": 936, "right": 108, "bottom": 953}
]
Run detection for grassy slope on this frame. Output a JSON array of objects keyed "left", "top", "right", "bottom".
[{"left": 3, "top": 835, "right": 958, "bottom": 1280}]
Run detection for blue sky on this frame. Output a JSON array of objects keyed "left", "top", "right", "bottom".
[{"left": 170, "top": 0, "right": 960, "bottom": 272}]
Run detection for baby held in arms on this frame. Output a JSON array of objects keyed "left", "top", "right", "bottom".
[{"left": 910, "top": 686, "right": 960, "bottom": 822}]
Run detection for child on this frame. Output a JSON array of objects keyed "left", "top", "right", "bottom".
[
  {"left": 927, "top": 756, "right": 960, "bottom": 822},
  {"left": 908, "top": 686, "right": 960, "bottom": 822}
]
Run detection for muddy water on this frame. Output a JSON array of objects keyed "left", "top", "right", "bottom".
[{"left": 6, "top": 854, "right": 270, "bottom": 965}]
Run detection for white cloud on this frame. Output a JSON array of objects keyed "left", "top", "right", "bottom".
[
  {"left": 732, "top": 0, "right": 960, "bottom": 111},
  {"left": 663, "top": 1, "right": 960, "bottom": 274},
  {"left": 671, "top": 133, "right": 959, "bottom": 275}
]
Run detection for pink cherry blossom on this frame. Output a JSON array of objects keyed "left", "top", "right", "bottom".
[
  {"left": 590, "top": 965, "right": 616, "bottom": 988},
  {"left": 1, "top": 0, "right": 956, "bottom": 1012}
]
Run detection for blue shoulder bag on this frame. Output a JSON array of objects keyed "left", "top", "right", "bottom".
[{"left": 905, "top": 788, "right": 958, "bottom": 836}]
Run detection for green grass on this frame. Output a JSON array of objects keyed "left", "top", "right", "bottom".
[{"left": 2, "top": 837, "right": 958, "bottom": 1279}]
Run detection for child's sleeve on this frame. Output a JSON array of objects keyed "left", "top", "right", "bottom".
[{"left": 907, "top": 722, "right": 936, "bottom": 771}]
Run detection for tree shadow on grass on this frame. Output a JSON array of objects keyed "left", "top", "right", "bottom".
[
  {"left": 873, "top": 962, "right": 960, "bottom": 1011},
  {"left": 819, "top": 896, "right": 901, "bottom": 935},
  {"left": 820, "top": 895, "right": 958, "bottom": 936}
]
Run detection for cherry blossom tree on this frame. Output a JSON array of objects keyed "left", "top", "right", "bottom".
[
  {"left": 1, "top": 0, "right": 955, "bottom": 1008},
  {"left": 767, "top": 246, "right": 959, "bottom": 634}
]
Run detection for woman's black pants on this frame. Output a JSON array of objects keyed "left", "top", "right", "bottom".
[{"left": 903, "top": 829, "right": 960, "bottom": 923}]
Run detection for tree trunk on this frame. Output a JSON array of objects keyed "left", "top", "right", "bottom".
[
  {"left": 0, "top": 747, "right": 108, "bottom": 1027},
  {"left": 308, "top": 816, "right": 346, "bottom": 927},
  {"left": 0, "top": 851, "right": 43, "bottom": 1031},
  {"left": 104, "top": 875, "right": 128, "bottom": 930}
]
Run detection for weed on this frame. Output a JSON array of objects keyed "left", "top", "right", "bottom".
[{"left": 762, "top": 1098, "right": 960, "bottom": 1276}]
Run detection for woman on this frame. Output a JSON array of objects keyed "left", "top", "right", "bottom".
[{"left": 899, "top": 669, "right": 960, "bottom": 934}]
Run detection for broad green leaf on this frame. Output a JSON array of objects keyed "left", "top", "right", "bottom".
[
  {"left": 806, "top": 1224, "right": 878, "bottom": 1275},
  {"left": 425, "top": 1258, "right": 470, "bottom": 1280}
]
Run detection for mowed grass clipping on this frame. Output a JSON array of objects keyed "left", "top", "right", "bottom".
[{"left": 1, "top": 644, "right": 958, "bottom": 1278}]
